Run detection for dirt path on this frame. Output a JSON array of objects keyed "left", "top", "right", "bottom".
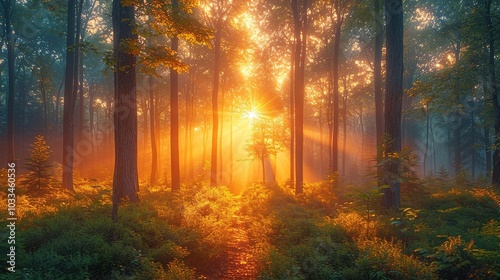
[{"left": 202, "top": 197, "right": 259, "bottom": 279}]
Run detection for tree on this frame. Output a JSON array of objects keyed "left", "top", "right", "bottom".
[
  {"left": 170, "top": 0, "right": 181, "bottom": 192},
  {"left": 486, "top": 0, "right": 500, "bottom": 186},
  {"left": 23, "top": 135, "right": 53, "bottom": 192},
  {"left": 374, "top": 0, "right": 384, "bottom": 184},
  {"left": 291, "top": 0, "right": 309, "bottom": 194},
  {"left": 382, "top": 0, "right": 403, "bottom": 209},
  {"left": 112, "top": 0, "right": 140, "bottom": 222},
  {"left": 62, "top": 0, "right": 77, "bottom": 192},
  {"left": 1, "top": 0, "right": 15, "bottom": 163},
  {"left": 330, "top": 0, "right": 350, "bottom": 174}
]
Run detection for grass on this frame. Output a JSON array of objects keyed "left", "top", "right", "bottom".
[{"left": 0, "top": 171, "right": 499, "bottom": 279}]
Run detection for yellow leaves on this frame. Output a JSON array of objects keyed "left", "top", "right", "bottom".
[{"left": 140, "top": 45, "right": 189, "bottom": 75}]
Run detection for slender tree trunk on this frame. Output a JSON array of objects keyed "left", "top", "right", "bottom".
[
  {"left": 430, "top": 117, "right": 437, "bottom": 173},
  {"left": 229, "top": 89, "right": 234, "bottom": 187},
  {"left": 141, "top": 96, "right": 148, "bottom": 174},
  {"left": 39, "top": 70, "right": 48, "bottom": 132},
  {"left": 453, "top": 35, "right": 462, "bottom": 175},
  {"left": 471, "top": 111, "right": 476, "bottom": 179},
  {"left": 382, "top": 0, "right": 403, "bottom": 209},
  {"left": 170, "top": 32, "right": 180, "bottom": 192},
  {"left": 54, "top": 79, "right": 64, "bottom": 135},
  {"left": 289, "top": 41, "right": 295, "bottom": 189},
  {"left": 219, "top": 78, "right": 225, "bottom": 183},
  {"left": 360, "top": 107, "right": 364, "bottom": 171},
  {"left": 149, "top": 76, "right": 157, "bottom": 184},
  {"left": 484, "top": 125, "right": 491, "bottom": 176},
  {"left": 211, "top": 22, "right": 221, "bottom": 187},
  {"left": 424, "top": 109, "right": 429, "bottom": 176},
  {"left": 73, "top": 0, "right": 84, "bottom": 145},
  {"left": 319, "top": 101, "right": 324, "bottom": 176},
  {"left": 112, "top": 0, "right": 140, "bottom": 222},
  {"left": 332, "top": 18, "right": 342, "bottom": 174},
  {"left": 342, "top": 77, "right": 348, "bottom": 177},
  {"left": 374, "top": 0, "right": 384, "bottom": 185}
]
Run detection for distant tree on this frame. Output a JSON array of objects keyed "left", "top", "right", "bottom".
[
  {"left": 382, "top": 0, "right": 403, "bottom": 209},
  {"left": 330, "top": 0, "right": 351, "bottom": 174},
  {"left": 112, "top": 0, "right": 140, "bottom": 222},
  {"left": 201, "top": 0, "right": 241, "bottom": 187},
  {"left": 23, "top": 135, "right": 53, "bottom": 192},
  {"left": 1, "top": 0, "right": 15, "bottom": 163}
]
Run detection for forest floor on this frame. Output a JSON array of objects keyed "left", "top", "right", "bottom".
[
  {"left": 201, "top": 195, "right": 260, "bottom": 279},
  {"left": 2, "top": 176, "right": 500, "bottom": 279}
]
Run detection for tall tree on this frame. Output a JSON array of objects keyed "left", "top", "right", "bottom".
[
  {"left": 1, "top": 0, "right": 15, "bottom": 163},
  {"left": 486, "top": 0, "right": 500, "bottom": 186},
  {"left": 291, "top": 0, "right": 308, "bottom": 194},
  {"left": 149, "top": 76, "right": 158, "bottom": 185},
  {"left": 62, "top": 0, "right": 77, "bottom": 191},
  {"left": 382, "top": 0, "right": 403, "bottom": 209},
  {"left": 210, "top": 9, "right": 222, "bottom": 187},
  {"left": 331, "top": 0, "right": 348, "bottom": 174},
  {"left": 374, "top": 0, "right": 384, "bottom": 184},
  {"left": 170, "top": 0, "right": 181, "bottom": 192},
  {"left": 112, "top": 0, "right": 140, "bottom": 222}
]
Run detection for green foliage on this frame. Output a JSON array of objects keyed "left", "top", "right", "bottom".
[
  {"left": 22, "top": 135, "right": 53, "bottom": 193},
  {"left": 419, "top": 236, "right": 498, "bottom": 280},
  {"left": 14, "top": 203, "right": 197, "bottom": 279},
  {"left": 356, "top": 239, "right": 434, "bottom": 280},
  {"left": 250, "top": 184, "right": 358, "bottom": 279}
]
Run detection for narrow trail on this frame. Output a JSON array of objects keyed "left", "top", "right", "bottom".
[{"left": 203, "top": 196, "right": 259, "bottom": 280}]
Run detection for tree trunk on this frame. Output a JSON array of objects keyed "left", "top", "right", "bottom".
[
  {"left": 332, "top": 17, "right": 342, "bottom": 174},
  {"left": 289, "top": 40, "right": 295, "bottom": 189},
  {"left": 211, "top": 22, "right": 221, "bottom": 186},
  {"left": 291, "top": 0, "right": 307, "bottom": 194},
  {"left": 485, "top": 126, "right": 491, "bottom": 176},
  {"left": 170, "top": 32, "right": 180, "bottom": 192},
  {"left": 39, "top": 69, "right": 48, "bottom": 132},
  {"left": 112, "top": 0, "right": 140, "bottom": 222},
  {"left": 484, "top": 0, "right": 500, "bottom": 186},
  {"left": 424, "top": 109, "right": 429, "bottom": 176},
  {"left": 382, "top": 0, "right": 403, "bottom": 209},
  {"left": 54, "top": 79, "right": 64, "bottom": 135},
  {"left": 342, "top": 76, "right": 348, "bottom": 177},
  {"left": 149, "top": 76, "right": 158, "bottom": 185},
  {"left": 62, "top": 0, "right": 76, "bottom": 191},
  {"left": 374, "top": 0, "right": 384, "bottom": 185},
  {"left": 2, "top": 0, "right": 15, "bottom": 163}
]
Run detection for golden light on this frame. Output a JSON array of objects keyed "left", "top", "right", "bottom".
[
  {"left": 244, "top": 109, "right": 259, "bottom": 121},
  {"left": 413, "top": 8, "right": 434, "bottom": 30}
]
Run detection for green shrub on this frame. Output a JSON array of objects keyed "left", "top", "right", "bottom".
[
  {"left": 22, "top": 135, "right": 54, "bottom": 193},
  {"left": 356, "top": 239, "right": 434, "bottom": 280}
]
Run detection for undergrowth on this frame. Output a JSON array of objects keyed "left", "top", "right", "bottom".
[{"left": 0, "top": 170, "right": 499, "bottom": 279}]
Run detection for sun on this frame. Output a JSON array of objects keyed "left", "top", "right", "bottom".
[{"left": 244, "top": 109, "right": 259, "bottom": 121}]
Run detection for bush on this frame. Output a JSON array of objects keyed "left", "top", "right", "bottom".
[
  {"left": 356, "top": 239, "right": 434, "bottom": 280},
  {"left": 14, "top": 202, "right": 200, "bottom": 279}
]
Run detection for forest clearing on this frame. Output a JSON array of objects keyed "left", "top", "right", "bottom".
[{"left": 1, "top": 0, "right": 500, "bottom": 279}]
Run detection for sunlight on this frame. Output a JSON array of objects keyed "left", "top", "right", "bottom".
[
  {"left": 413, "top": 8, "right": 434, "bottom": 30},
  {"left": 244, "top": 109, "right": 260, "bottom": 121}
]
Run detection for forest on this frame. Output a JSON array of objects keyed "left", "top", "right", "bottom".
[{"left": 1, "top": 0, "right": 500, "bottom": 279}]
